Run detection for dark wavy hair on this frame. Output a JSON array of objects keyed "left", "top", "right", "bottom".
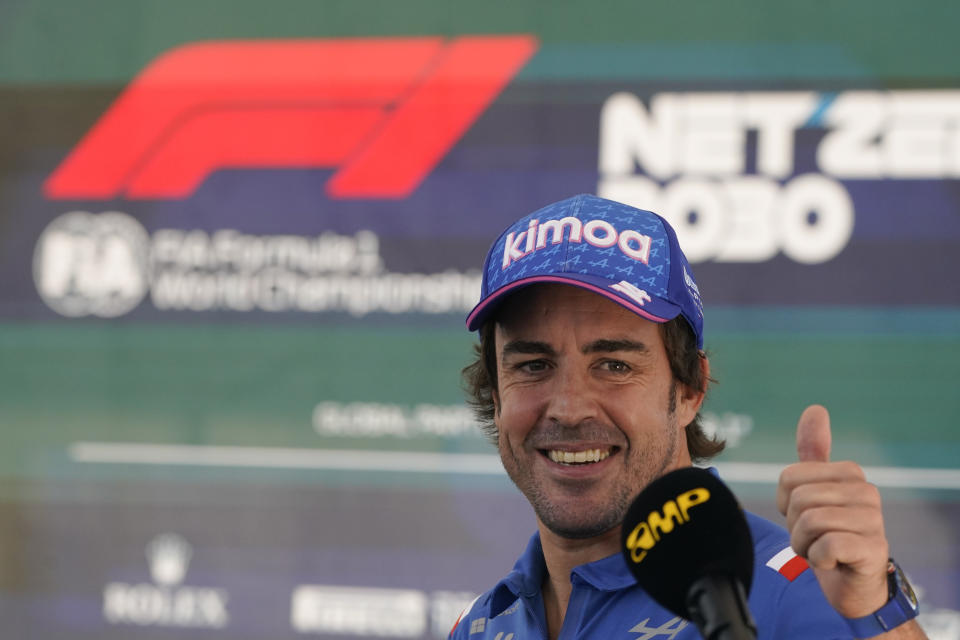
[{"left": 461, "top": 314, "right": 725, "bottom": 463}]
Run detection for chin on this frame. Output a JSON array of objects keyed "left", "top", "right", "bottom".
[{"left": 540, "top": 509, "right": 622, "bottom": 540}]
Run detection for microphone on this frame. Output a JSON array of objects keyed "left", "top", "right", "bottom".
[{"left": 620, "top": 467, "right": 757, "bottom": 640}]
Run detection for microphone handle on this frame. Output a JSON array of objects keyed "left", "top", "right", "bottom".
[{"left": 685, "top": 573, "right": 757, "bottom": 640}]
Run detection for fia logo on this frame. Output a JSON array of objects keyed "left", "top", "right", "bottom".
[
  {"left": 629, "top": 616, "right": 688, "bottom": 639},
  {"left": 33, "top": 211, "right": 149, "bottom": 317}
]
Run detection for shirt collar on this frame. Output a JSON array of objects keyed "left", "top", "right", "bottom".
[
  {"left": 488, "top": 532, "right": 545, "bottom": 616},
  {"left": 487, "top": 531, "right": 637, "bottom": 617}
]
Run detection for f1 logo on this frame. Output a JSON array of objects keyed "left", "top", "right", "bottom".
[{"left": 45, "top": 36, "right": 537, "bottom": 200}]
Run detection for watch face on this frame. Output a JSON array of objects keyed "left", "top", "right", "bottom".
[{"left": 892, "top": 563, "right": 920, "bottom": 611}]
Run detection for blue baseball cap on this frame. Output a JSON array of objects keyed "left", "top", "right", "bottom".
[{"left": 465, "top": 194, "right": 705, "bottom": 348}]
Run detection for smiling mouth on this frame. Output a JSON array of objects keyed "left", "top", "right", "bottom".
[{"left": 545, "top": 447, "right": 614, "bottom": 465}]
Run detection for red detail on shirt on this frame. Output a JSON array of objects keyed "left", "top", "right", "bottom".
[
  {"left": 779, "top": 554, "right": 810, "bottom": 582},
  {"left": 449, "top": 610, "right": 465, "bottom": 637}
]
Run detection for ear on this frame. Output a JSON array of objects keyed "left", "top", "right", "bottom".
[
  {"left": 491, "top": 388, "right": 501, "bottom": 418},
  {"left": 675, "top": 354, "right": 709, "bottom": 427}
]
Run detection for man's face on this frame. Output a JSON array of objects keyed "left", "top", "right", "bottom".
[{"left": 492, "top": 284, "right": 702, "bottom": 540}]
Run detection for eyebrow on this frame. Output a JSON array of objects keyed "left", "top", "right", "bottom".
[
  {"left": 582, "top": 339, "right": 650, "bottom": 354},
  {"left": 502, "top": 340, "right": 557, "bottom": 358},
  {"left": 500, "top": 338, "right": 649, "bottom": 359}
]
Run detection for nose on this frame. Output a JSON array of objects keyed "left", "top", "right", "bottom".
[{"left": 545, "top": 364, "right": 598, "bottom": 426}]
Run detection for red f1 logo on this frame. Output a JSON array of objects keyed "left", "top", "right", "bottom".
[{"left": 45, "top": 36, "right": 537, "bottom": 200}]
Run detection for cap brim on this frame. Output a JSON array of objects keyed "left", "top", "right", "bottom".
[{"left": 466, "top": 273, "right": 683, "bottom": 331}]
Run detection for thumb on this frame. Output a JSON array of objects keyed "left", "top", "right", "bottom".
[{"left": 796, "top": 404, "right": 832, "bottom": 463}]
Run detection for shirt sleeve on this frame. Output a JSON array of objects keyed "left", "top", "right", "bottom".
[{"left": 764, "top": 567, "right": 853, "bottom": 640}]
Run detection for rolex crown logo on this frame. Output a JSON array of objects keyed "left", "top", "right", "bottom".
[{"left": 146, "top": 533, "right": 193, "bottom": 587}]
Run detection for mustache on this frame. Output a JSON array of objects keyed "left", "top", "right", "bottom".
[{"left": 526, "top": 421, "right": 625, "bottom": 448}]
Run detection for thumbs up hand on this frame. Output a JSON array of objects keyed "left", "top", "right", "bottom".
[{"left": 776, "top": 405, "right": 890, "bottom": 618}]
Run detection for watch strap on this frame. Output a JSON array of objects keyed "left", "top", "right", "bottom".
[{"left": 844, "top": 559, "right": 919, "bottom": 638}]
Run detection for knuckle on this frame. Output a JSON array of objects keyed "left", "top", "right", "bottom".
[
  {"left": 806, "top": 536, "right": 836, "bottom": 569},
  {"left": 778, "top": 467, "right": 793, "bottom": 488},
  {"left": 784, "top": 504, "right": 800, "bottom": 532},
  {"left": 789, "top": 530, "right": 809, "bottom": 557},
  {"left": 838, "top": 460, "right": 866, "bottom": 480},
  {"left": 864, "top": 482, "right": 882, "bottom": 506},
  {"left": 779, "top": 462, "right": 804, "bottom": 486},
  {"left": 791, "top": 507, "right": 816, "bottom": 537}
]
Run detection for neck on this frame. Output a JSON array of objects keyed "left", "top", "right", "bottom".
[{"left": 538, "top": 522, "right": 621, "bottom": 640}]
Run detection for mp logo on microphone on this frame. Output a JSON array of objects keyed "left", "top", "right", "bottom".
[
  {"left": 624, "top": 487, "right": 711, "bottom": 564},
  {"left": 45, "top": 36, "right": 537, "bottom": 200}
]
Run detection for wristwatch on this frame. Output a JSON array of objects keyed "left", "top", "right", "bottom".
[{"left": 844, "top": 558, "right": 920, "bottom": 638}]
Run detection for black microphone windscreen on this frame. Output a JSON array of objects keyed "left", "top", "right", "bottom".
[{"left": 620, "top": 467, "right": 754, "bottom": 618}]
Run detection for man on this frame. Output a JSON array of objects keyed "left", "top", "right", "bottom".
[{"left": 451, "top": 195, "right": 926, "bottom": 639}]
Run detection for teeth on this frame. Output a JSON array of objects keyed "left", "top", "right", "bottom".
[{"left": 547, "top": 448, "right": 611, "bottom": 465}]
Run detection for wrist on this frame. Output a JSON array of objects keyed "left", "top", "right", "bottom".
[{"left": 843, "top": 559, "right": 920, "bottom": 638}]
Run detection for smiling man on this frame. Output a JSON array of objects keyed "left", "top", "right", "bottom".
[{"left": 452, "top": 195, "right": 926, "bottom": 639}]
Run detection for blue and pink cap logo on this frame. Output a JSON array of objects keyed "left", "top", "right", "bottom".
[{"left": 466, "top": 194, "right": 706, "bottom": 348}]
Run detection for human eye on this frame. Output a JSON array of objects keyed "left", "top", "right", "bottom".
[
  {"left": 598, "top": 359, "right": 631, "bottom": 374},
  {"left": 517, "top": 359, "right": 550, "bottom": 374}
]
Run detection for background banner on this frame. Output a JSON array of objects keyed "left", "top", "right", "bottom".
[{"left": 1, "top": 2, "right": 958, "bottom": 638}]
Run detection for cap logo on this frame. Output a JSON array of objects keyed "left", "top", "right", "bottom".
[
  {"left": 611, "top": 280, "right": 653, "bottom": 306},
  {"left": 501, "top": 216, "right": 653, "bottom": 269},
  {"left": 469, "top": 195, "right": 704, "bottom": 349},
  {"left": 682, "top": 266, "right": 703, "bottom": 315}
]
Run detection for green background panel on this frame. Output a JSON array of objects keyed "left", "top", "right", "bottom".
[
  {"left": 2, "top": 1, "right": 960, "bottom": 84},
  {"left": 2, "top": 308, "right": 957, "bottom": 481}
]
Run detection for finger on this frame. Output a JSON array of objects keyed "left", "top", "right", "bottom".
[
  {"left": 803, "top": 530, "right": 889, "bottom": 575},
  {"left": 796, "top": 404, "right": 832, "bottom": 463},
  {"left": 776, "top": 461, "right": 866, "bottom": 515},
  {"left": 783, "top": 481, "right": 881, "bottom": 531},
  {"left": 805, "top": 532, "right": 891, "bottom": 618},
  {"left": 787, "top": 504, "right": 886, "bottom": 555},
  {"left": 787, "top": 479, "right": 878, "bottom": 509}
]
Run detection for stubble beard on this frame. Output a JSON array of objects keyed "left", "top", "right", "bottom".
[{"left": 500, "top": 411, "right": 682, "bottom": 540}]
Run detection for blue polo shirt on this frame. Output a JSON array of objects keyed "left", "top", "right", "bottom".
[{"left": 449, "top": 511, "right": 852, "bottom": 639}]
